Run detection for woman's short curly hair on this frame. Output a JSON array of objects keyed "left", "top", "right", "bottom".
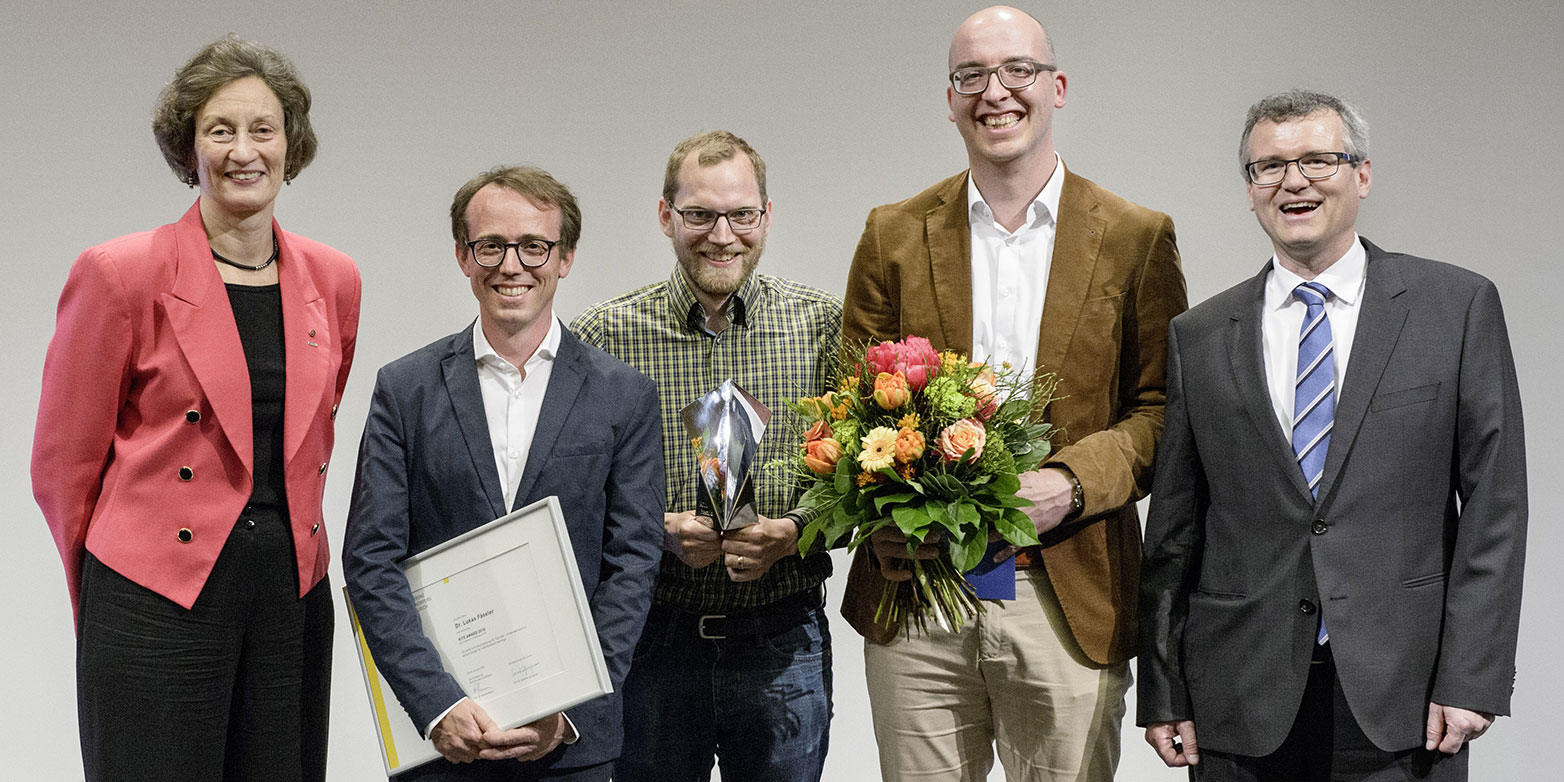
[{"left": 152, "top": 35, "right": 317, "bottom": 185}]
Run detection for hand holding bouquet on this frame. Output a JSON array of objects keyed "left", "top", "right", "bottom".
[{"left": 786, "top": 336, "right": 1057, "bottom": 635}]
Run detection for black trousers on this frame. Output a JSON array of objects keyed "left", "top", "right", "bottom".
[
  {"left": 76, "top": 513, "right": 333, "bottom": 782},
  {"left": 1196, "top": 644, "right": 1467, "bottom": 782}
]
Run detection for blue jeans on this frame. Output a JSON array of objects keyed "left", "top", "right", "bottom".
[{"left": 614, "top": 597, "right": 832, "bottom": 782}]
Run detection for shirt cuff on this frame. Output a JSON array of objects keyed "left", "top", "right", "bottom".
[
  {"left": 561, "top": 712, "right": 580, "bottom": 745},
  {"left": 425, "top": 697, "right": 467, "bottom": 739}
]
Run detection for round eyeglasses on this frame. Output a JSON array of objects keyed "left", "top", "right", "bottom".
[
  {"left": 1245, "top": 152, "right": 1359, "bottom": 186},
  {"left": 949, "top": 61, "right": 1056, "bottom": 95},
  {"left": 670, "top": 207, "right": 767, "bottom": 233},
  {"left": 465, "top": 237, "right": 560, "bottom": 268}
]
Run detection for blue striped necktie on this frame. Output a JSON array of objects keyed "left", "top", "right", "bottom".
[{"left": 1292, "top": 281, "right": 1334, "bottom": 644}]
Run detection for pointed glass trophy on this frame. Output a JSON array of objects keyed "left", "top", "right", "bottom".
[{"left": 680, "top": 379, "right": 770, "bottom": 531}]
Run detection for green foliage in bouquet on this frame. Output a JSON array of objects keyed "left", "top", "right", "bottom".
[{"left": 779, "top": 335, "right": 1059, "bottom": 634}]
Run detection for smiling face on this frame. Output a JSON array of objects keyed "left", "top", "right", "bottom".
[
  {"left": 1245, "top": 110, "right": 1373, "bottom": 276},
  {"left": 193, "top": 76, "right": 287, "bottom": 222},
  {"left": 457, "top": 184, "right": 574, "bottom": 350},
  {"left": 946, "top": 7, "right": 1066, "bottom": 176},
  {"left": 659, "top": 154, "right": 769, "bottom": 309}
]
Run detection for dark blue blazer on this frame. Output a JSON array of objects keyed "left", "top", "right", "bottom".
[{"left": 343, "top": 321, "right": 664, "bottom": 772}]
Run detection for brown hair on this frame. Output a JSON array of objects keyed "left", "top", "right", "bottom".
[
  {"left": 661, "top": 130, "right": 767, "bottom": 205},
  {"left": 152, "top": 35, "right": 318, "bottom": 185},
  {"left": 450, "top": 165, "right": 582, "bottom": 252}
]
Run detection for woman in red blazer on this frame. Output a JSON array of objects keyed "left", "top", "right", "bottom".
[{"left": 31, "top": 36, "right": 360, "bottom": 781}]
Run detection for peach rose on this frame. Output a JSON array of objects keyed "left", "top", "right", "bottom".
[
  {"left": 893, "top": 428, "right": 926, "bottom": 463},
  {"left": 802, "top": 437, "right": 843, "bottom": 475},
  {"left": 969, "top": 376, "right": 998, "bottom": 421},
  {"left": 873, "top": 372, "right": 910, "bottom": 410},
  {"left": 934, "top": 418, "right": 987, "bottom": 463}
]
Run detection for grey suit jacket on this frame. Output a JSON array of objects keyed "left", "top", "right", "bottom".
[
  {"left": 1138, "top": 238, "right": 1527, "bottom": 755},
  {"left": 342, "top": 322, "right": 664, "bottom": 772}
]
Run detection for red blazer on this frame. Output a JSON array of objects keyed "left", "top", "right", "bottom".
[{"left": 33, "top": 200, "right": 361, "bottom": 618}]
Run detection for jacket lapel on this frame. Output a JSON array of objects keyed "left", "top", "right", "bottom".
[
  {"left": 1317, "top": 239, "right": 1408, "bottom": 501},
  {"left": 160, "top": 201, "right": 253, "bottom": 471},
  {"left": 511, "top": 326, "right": 586, "bottom": 510},
  {"left": 441, "top": 323, "right": 507, "bottom": 519},
  {"left": 925, "top": 174, "right": 975, "bottom": 353},
  {"left": 1230, "top": 262, "right": 1314, "bottom": 499},
  {"left": 276, "top": 222, "right": 331, "bottom": 467},
  {"left": 1035, "top": 172, "right": 1106, "bottom": 374}
]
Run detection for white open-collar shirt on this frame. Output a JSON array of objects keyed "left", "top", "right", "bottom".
[
  {"left": 473, "top": 313, "right": 562, "bottom": 512},
  {"left": 968, "top": 153, "right": 1065, "bottom": 379}
]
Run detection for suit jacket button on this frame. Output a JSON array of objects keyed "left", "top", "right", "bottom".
[
  {"left": 318, "top": 462, "right": 327, "bottom": 475},
  {"left": 1311, "top": 520, "right": 1328, "bottom": 535},
  {"left": 309, "top": 329, "right": 317, "bottom": 337},
  {"left": 311, "top": 522, "right": 320, "bottom": 536},
  {"left": 1298, "top": 599, "right": 1317, "bottom": 615},
  {"left": 177, "top": 528, "right": 193, "bottom": 543},
  {"left": 179, "top": 466, "right": 194, "bottom": 481},
  {"left": 185, "top": 409, "right": 201, "bottom": 423}
]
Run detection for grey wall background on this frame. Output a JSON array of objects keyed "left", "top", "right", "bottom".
[{"left": 4, "top": 1, "right": 1559, "bottom": 779}]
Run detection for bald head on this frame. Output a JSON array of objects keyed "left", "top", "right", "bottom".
[{"left": 949, "top": 5, "right": 1054, "bottom": 70}]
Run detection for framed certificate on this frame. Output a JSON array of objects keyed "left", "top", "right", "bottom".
[{"left": 344, "top": 496, "right": 612, "bottom": 775}]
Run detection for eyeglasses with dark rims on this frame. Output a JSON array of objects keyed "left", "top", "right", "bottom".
[
  {"left": 670, "top": 207, "right": 767, "bottom": 233},
  {"left": 465, "top": 237, "right": 560, "bottom": 268},
  {"left": 949, "top": 61, "right": 1056, "bottom": 95},
  {"left": 1245, "top": 152, "right": 1360, "bottom": 186}
]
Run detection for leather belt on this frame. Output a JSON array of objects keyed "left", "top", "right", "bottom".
[{"left": 663, "top": 587, "right": 823, "bottom": 641}]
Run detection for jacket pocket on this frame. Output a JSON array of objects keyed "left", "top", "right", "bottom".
[
  {"left": 1192, "top": 588, "right": 1246, "bottom": 601},
  {"left": 1370, "top": 382, "right": 1440, "bottom": 412},
  {"left": 1401, "top": 571, "right": 1447, "bottom": 589}
]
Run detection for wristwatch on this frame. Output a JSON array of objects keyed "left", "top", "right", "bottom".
[{"left": 1066, "top": 471, "right": 1085, "bottom": 518}]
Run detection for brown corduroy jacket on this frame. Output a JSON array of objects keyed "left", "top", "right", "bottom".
[{"left": 840, "top": 169, "right": 1187, "bottom": 664}]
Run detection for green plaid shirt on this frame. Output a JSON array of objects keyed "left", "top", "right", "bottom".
[{"left": 571, "top": 270, "right": 841, "bottom": 612}]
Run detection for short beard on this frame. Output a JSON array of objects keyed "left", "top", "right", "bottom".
[{"left": 675, "top": 237, "right": 764, "bottom": 297}]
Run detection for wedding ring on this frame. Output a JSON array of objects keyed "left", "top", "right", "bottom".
[{"left": 735, "top": 556, "right": 746, "bottom": 568}]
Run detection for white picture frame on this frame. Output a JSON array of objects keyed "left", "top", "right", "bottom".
[{"left": 344, "top": 496, "right": 611, "bottom": 775}]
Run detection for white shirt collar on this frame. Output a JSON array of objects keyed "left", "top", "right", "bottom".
[
  {"left": 1265, "top": 234, "right": 1367, "bottom": 311},
  {"left": 472, "top": 312, "right": 562, "bottom": 372},
  {"left": 966, "top": 152, "right": 1065, "bottom": 232}
]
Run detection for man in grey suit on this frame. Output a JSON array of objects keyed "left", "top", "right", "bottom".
[
  {"left": 1138, "top": 90, "right": 1527, "bottom": 781},
  {"left": 343, "top": 165, "right": 664, "bottom": 781}
]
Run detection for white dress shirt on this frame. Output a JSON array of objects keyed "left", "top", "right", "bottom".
[
  {"left": 968, "top": 153, "right": 1065, "bottom": 379},
  {"left": 1261, "top": 236, "right": 1368, "bottom": 438},
  {"left": 426, "top": 314, "right": 574, "bottom": 740},
  {"left": 474, "top": 315, "right": 561, "bottom": 511}
]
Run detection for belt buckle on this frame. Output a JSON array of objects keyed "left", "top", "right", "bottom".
[{"left": 698, "top": 614, "right": 726, "bottom": 640}]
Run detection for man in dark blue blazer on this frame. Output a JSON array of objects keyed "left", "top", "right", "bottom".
[
  {"left": 343, "top": 165, "right": 665, "bottom": 781},
  {"left": 1138, "top": 91, "right": 1526, "bottom": 781}
]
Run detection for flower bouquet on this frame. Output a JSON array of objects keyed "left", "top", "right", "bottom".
[{"left": 785, "top": 335, "right": 1057, "bottom": 635}]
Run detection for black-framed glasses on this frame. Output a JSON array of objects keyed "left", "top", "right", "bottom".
[
  {"left": 671, "top": 206, "right": 767, "bottom": 233},
  {"left": 1245, "top": 152, "right": 1359, "bottom": 186},
  {"left": 465, "top": 237, "right": 560, "bottom": 268},
  {"left": 949, "top": 61, "right": 1056, "bottom": 95}
]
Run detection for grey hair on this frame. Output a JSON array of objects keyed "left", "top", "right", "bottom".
[{"left": 1239, "top": 89, "right": 1370, "bottom": 177}]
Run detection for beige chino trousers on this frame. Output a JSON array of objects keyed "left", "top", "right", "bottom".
[{"left": 864, "top": 568, "right": 1130, "bottom": 782}]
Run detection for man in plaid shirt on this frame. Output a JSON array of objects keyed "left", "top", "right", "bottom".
[{"left": 571, "top": 130, "right": 842, "bottom": 782}]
